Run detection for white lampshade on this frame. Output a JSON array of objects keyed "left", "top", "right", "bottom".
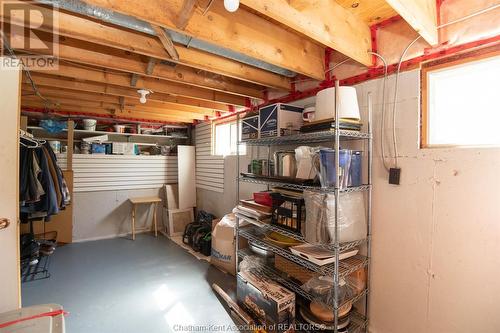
[{"left": 315, "top": 87, "right": 360, "bottom": 121}]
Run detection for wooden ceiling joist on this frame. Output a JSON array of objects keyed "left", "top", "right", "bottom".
[
  {"left": 240, "top": 0, "right": 372, "bottom": 66},
  {"left": 21, "top": 101, "right": 195, "bottom": 123},
  {"left": 22, "top": 96, "right": 205, "bottom": 121},
  {"left": 23, "top": 74, "right": 235, "bottom": 115},
  {"left": 2, "top": 2, "right": 290, "bottom": 90},
  {"left": 384, "top": 0, "right": 438, "bottom": 45},
  {"left": 80, "top": 0, "right": 326, "bottom": 80},
  {"left": 26, "top": 63, "right": 247, "bottom": 107},
  {"left": 21, "top": 85, "right": 216, "bottom": 116},
  {"left": 175, "top": 0, "right": 198, "bottom": 30},
  {"left": 10, "top": 30, "right": 265, "bottom": 99}
]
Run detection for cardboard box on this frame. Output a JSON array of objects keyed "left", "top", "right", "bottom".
[
  {"left": 237, "top": 270, "right": 295, "bottom": 333},
  {"left": 241, "top": 114, "right": 259, "bottom": 141},
  {"left": 112, "top": 142, "right": 137, "bottom": 155},
  {"left": 211, "top": 214, "right": 248, "bottom": 275},
  {"left": 259, "top": 103, "right": 303, "bottom": 138}
]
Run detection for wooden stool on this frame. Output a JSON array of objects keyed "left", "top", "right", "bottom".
[{"left": 129, "top": 197, "right": 162, "bottom": 240}]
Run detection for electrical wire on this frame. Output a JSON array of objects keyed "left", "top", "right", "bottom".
[
  {"left": 437, "top": 3, "right": 500, "bottom": 29},
  {"left": 1, "top": 33, "right": 50, "bottom": 104},
  {"left": 391, "top": 35, "right": 422, "bottom": 168},
  {"left": 325, "top": 58, "right": 351, "bottom": 74},
  {"left": 368, "top": 51, "right": 390, "bottom": 172}
]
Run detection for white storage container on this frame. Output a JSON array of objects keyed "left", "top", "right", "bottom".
[{"left": 0, "top": 304, "right": 65, "bottom": 333}]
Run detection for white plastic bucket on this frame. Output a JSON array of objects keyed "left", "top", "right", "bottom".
[
  {"left": 83, "top": 119, "right": 97, "bottom": 131},
  {"left": 114, "top": 125, "right": 126, "bottom": 133}
]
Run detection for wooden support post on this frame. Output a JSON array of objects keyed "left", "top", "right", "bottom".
[
  {"left": 176, "top": 0, "right": 198, "bottom": 30},
  {"left": 153, "top": 202, "right": 158, "bottom": 237},
  {"left": 67, "top": 120, "right": 74, "bottom": 171},
  {"left": 151, "top": 25, "right": 180, "bottom": 61},
  {"left": 20, "top": 115, "right": 28, "bottom": 131},
  {"left": 131, "top": 204, "right": 136, "bottom": 241}
]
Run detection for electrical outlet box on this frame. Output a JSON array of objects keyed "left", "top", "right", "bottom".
[{"left": 389, "top": 168, "right": 401, "bottom": 185}]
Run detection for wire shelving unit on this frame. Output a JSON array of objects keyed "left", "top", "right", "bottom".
[{"left": 235, "top": 80, "right": 373, "bottom": 333}]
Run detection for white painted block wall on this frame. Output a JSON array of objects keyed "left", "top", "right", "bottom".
[
  {"left": 196, "top": 69, "right": 500, "bottom": 332},
  {"left": 356, "top": 70, "right": 500, "bottom": 333}
]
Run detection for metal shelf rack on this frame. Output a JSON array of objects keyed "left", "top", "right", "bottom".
[
  {"left": 235, "top": 81, "right": 373, "bottom": 333},
  {"left": 238, "top": 247, "right": 368, "bottom": 309},
  {"left": 236, "top": 216, "right": 366, "bottom": 252},
  {"left": 240, "top": 129, "right": 371, "bottom": 146},
  {"left": 239, "top": 227, "right": 368, "bottom": 277},
  {"left": 239, "top": 176, "right": 371, "bottom": 193}
]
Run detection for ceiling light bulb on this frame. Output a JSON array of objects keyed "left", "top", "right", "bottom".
[
  {"left": 139, "top": 96, "right": 147, "bottom": 104},
  {"left": 224, "top": 0, "right": 239, "bottom": 12}
]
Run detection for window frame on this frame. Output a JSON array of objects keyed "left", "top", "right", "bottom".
[
  {"left": 420, "top": 46, "right": 500, "bottom": 148},
  {"left": 212, "top": 119, "right": 246, "bottom": 156}
]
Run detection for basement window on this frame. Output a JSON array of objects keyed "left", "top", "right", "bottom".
[
  {"left": 213, "top": 121, "right": 246, "bottom": 156},
  {"left": 422, "top": 53, "right": 500, "bottom": 147}
]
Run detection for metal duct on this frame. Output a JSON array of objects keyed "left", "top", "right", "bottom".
[{"left": 37, "top": 0, "right": 296, "bottom": 77}]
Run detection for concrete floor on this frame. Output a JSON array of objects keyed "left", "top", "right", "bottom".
[{"left": 22, "top": 234, "right": 238, "bottom": 333}]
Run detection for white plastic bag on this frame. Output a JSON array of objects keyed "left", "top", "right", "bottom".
[{"left": 304, "top": 191, "right": 366, "bottom": 244}]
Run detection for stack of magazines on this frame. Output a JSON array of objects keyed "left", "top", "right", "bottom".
[{"left": 232, "top": 199, "right": 272, "bottom": 227}]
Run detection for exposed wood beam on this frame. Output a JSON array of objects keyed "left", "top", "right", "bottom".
[
  {"left": 25, "top": 73, "right": 237, "bottom": 113},
  {"left": 240, "top": 0, "right": 372, "bottom": 66},
  {"left": 21, "top": 85, "right": 216, "bottom": 116},
  {"left": 176, "top": 0, "right": 198, "bottom": 30},
  {"left": 80, "top": 0, "right": 325, "bottom": 79},
  {"left": 22, "top": 96, "right": 206, "bottom": 120},
  {"left": 151, "top": 24, "right": 180, "bottom": 60},
  {"left": 384, "top": 0, "right": 438, "bottom": 45},
  {"left": 25, "top": 63, "right": 244, "bottom": 108},
  {"left": 2, "top": 2, "right": 290, "bottom": 90},
  {"left": 21, "top": 101, "right": 194, "bottom": 123},
  {"left": 287, "top": 0, "right": 311, "bottom": 11},
  {"left": 7, "top": 28, "right": 264, "bottom": 99}
]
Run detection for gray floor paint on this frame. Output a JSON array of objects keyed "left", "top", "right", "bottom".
[{"left": 22, "top": 234, "right": 238, "bottom": 333}]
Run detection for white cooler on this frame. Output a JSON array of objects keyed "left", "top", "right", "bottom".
[{"left": 0, "top": 304, "right": 65, "bottom": 333}]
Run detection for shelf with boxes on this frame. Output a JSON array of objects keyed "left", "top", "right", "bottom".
[
  {"left": 238, "top": 248, "right": 368, "bottom": 309},
  {"left": 28, "top": 121, "right": 188, "bottom": 156},
  {"left": 234, "top": 82, "right": 373, "bottom": 333}
]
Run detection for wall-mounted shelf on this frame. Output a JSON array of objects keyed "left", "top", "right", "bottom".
[{"left": 27, "top": 126, "right": 189, "bottom": 141}]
